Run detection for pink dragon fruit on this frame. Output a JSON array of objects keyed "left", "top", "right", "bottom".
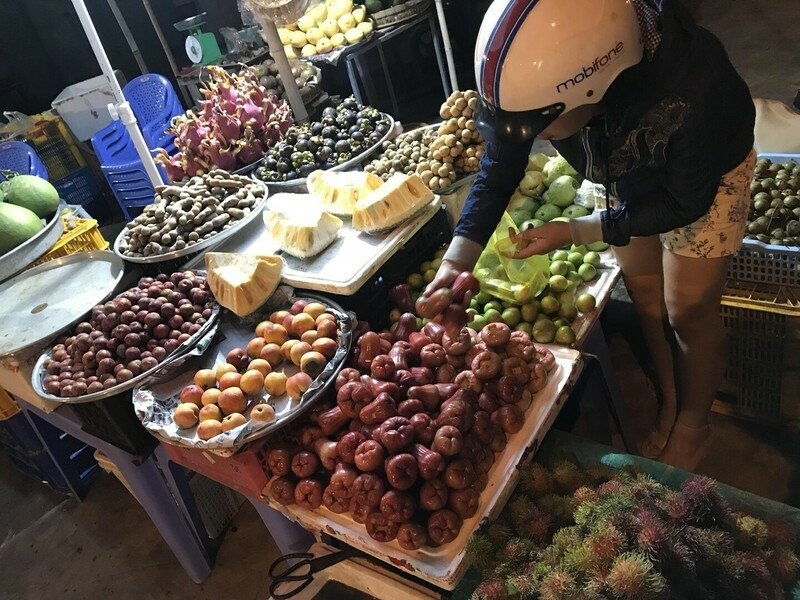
[
  {"left": 236, "top": 126, "right": 265, "bottom": 165},
  {"left": 238, "top": 99, "right": 266, "bottom": 133},
  {"left": 202, "top": 137, "right": 238, "bottom": 172},
  {"left": 212, "top": 108, "right": 241, "bottom": 145},
  {"left": 155, "top": 149, "right": 187, "bottom": 181}
]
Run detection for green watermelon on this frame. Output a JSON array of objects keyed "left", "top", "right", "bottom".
[
  {"left": 365, "top": 0, "right": 384, "bottom": 12},
  {"left": 4, "top": 175, "right": 59, "bottom": 218},
  {"left": 0, "top": 203, "right": 44, "bottom": 255}
]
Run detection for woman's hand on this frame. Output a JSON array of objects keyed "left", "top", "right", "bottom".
[
  {"left": 423, "top": 259, "right": 466, "bottom": 298},
  {"left": 503, "top": 221, "right": 572, "bottom": 259}
]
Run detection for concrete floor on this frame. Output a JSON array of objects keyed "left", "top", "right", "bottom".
[{"left": 2, "top": 3, "right": 800, "bottom": 597}]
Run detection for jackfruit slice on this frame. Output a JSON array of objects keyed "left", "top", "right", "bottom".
[
  {"left": 352, "top": 173, "right": 434, "bottom": 233},
  {"left": 205, "top": 253, "right": 283, "bottom": 317},
  {"left": 306, "top": 170, "right": 384, "bottom": 216},
  {"left": 264, "top": 207, "right": 343, "bottom": 259}
]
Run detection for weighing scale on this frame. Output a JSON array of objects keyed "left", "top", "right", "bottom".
[{"left": 174, "top": 13, "right": 222, "bottom": 65}]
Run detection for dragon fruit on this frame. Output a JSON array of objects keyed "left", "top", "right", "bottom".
[{"left": 157, "top": 65, "right": 294, "bottom": 181}]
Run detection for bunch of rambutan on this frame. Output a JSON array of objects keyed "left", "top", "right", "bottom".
[{"left": 466, "top": 462, "right": 800, "bottom": 599}]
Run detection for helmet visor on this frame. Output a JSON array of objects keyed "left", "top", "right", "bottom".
[{"left": 475, "top": 98, "right": 565, "bottom": 145}]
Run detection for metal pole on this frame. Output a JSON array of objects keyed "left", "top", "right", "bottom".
[
  {"left": 261, "top": 19, "right": 308, "bottom": 123},
  {"left": 71, "top": 0, "right": 164, "bottom": 187},
  {"left": 141, "top": 0, "right": 193, "bottom": 108},
  {"left": 433, "top": 0, "right": 459, "bottom": 93},
  {"left": 106, "top": 0, "right": 148, "bottom": 74}
]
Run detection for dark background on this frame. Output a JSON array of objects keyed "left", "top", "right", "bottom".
[{"left": 2, "top": 0, "right": 798, "bottom": 121}]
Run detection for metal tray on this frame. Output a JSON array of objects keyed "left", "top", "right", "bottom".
[
  {"left": 31, "top": 302, "right": 221, "bottom": 405},
  {"left": 252, "top": 114, "right": 395, "bottom": 192},
  {"left": 0, "top": 250, "right": 125, "bottom": 356},
  {"left": 0, "top": 207, "right": 64, "bottom": 284},
  {"left": 112, "top": 183, "right": 269, "bottom": 264},
  {"left": 258, "top": 347, "right": 582, "bottom": 590},
  {"left": 134, "top": 294, "right": 353, "bottom": 450}
]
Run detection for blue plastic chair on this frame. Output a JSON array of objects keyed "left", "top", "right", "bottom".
[
  {"left": 91, "top": 120, "right": 163, "bottom": 219},
  {"left": 123, "top": 74, "right": 184, "bottom": 152},
  {"left": 0, "top": 140, "right": 49, "bottom": 180}
]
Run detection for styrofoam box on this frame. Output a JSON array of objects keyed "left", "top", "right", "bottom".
[{"left": 51, "top": 71, "right": 126, "bottom": 142}]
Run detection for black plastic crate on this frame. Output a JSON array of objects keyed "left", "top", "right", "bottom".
[
  {"left": 2, "top": 445, "right": 71, "bottom": 495},
  {"left": 71, "top": 391, "right": 157, "bottom": 456},
  {"left": 323, "top": 207, "right": 452, "bottom": 330},
  {"left": 0, "top": 412, "right": 44, "bottom": 456}
]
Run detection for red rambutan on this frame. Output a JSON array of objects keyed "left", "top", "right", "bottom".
[
  {"left": 472, "top": 578, "right": 508, "bottom": 600},
  {"left": 538, "top": 570, "right": 578, "bottom": 600},
  {"left": 766, "top": 546, "right": 800, "bottom": 584},
  {"left": 767, "top": 521, "right": 798, "bottom": 550}
]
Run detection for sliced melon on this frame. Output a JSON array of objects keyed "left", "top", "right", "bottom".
[
  {"left": 306, "top": 170, "right": 384, "bottom": 216},
  {"left": 351, "top": 173, "right": 434, "bottom": 233},
  {"left": 264, "top": 207, "right": 343, "bottom": 259},
  {"left": 205, "top": 253, "right": 283, "bottom": 317}
]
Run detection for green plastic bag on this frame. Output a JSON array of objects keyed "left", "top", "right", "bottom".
[{"left": 473, "top": 212, "right": 549, "bottom": 304}]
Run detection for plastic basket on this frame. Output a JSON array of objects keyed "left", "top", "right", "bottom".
[
  {"left": 31, "top": 216, "right": 108, "bottom": 267},
  {"left": 23, "top": 113, "right": 86, "bottom": 180},
  {"left": 53, "top": 167, "right": 101, "bottom": 206},
  {"left": 715, "top": 281, "right": 800, "bottom": 425},
  {"left": 324, "top": 207, "right": 452, "bottom": 330},
  {"left": 0, "top": 388, "right": 20, "bottom": 420},
  {"left": 727, "top": 153, "right": 800, "bottom": 287},
  {"left": 188, "top": 472, "right": 243, "bottom": 539},
  {"left": 160, "top": 439, "right": 271, "bottom": 500},
  {"left": 71, "top": 392, "right": 157, "bottom": 456}
]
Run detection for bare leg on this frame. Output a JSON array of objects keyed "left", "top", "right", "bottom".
[
  {"left": 613, "top": 236, "right": 678, "bottom": 458},
  {"left": 659, "top": 250, "right": 731, "bottom": 470}
]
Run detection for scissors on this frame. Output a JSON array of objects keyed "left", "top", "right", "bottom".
[{"left": 268, "top": 546, "right": 361, "bottom": 599}]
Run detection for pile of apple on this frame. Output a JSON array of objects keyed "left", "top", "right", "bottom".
[
  {"left": 263, "top": 320, "right": 555, "bottom": 550},
  {"left": 172, "top": 301, "right": 340, "bottom": 442}
]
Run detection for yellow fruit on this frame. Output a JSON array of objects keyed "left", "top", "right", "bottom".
[
  {"left": 352, "top": 5, "right": 366, "bottom": 23},
  {"left": 320, "top": 18, "right": 340, "bottom": 37},
  {"left": 264, "top": 207, "right": 342, "bottom": 259},
  {"left": 305, "top": 27, "right": 324, "bottom": 45},
  {"left": 278, "top": 28, "right": 293, "bottom": 45},
  {"left": 310, "top": 2, "right": 328, "bottom": 23},
  {"left": 352, "top": 173, "right": 434, "bottom": 233},
  {"left": 357, "top": 20, "right": 373, "bottom": 35},
  {"left": 328, "top": 0, "right": 354, "bottom": 19},
  {"left": 205, "top": 253, "right": 283, "bottom": 317},
  {"left": 290, "top": 30, "right": 307, "bottom": 48},
  {"left": 301, "top": 44, "right": 317, "bottom": 57},
  {"left": 344, "top": 26, "right": 364, "bottom": 44},
  {"left": 330, "top": 32, "right": 346, "bottom": 47},
  {"left": 297, "top": 12, "right": 317, "bottom": 32},
  {"left": 338, "top": 13, "right": 356, "bottom": 31},
  {"left": 316, "top": 37, "right": 333, "bottom": 54},
  {"left": 306, "top": 170, "right": 384, "bottom": 216},
  {"left": 283, "top": 45, "right": 297, "bottom": 58}
]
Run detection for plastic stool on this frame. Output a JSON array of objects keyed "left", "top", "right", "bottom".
[{"left": 0, "top": 140, "right": 49, "bottom": 180}]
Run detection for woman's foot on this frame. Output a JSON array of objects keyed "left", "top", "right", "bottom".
[
  {"left": 658, "top": 420, "right": 713, "bottom": 471},
  {"left": 640, "top": 381, "right": 677, "bottom": 459},
  {"left": 640, "top": 426, "right": 672, "bottom": 459}
]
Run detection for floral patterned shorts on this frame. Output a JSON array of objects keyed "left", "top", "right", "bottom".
[{"left": 659, "top": 150, "right": 757, "bottom": 258}]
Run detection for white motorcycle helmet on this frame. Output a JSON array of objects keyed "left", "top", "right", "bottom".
[{"left": 475, "top": 0, "right": 644, "bottom": 143}]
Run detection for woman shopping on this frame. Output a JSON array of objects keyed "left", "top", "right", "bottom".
[{"left": 423, "top": 0, "right": 756, "bottom": 470}]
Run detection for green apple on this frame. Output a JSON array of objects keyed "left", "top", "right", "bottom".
[
  {"left": 555, "top": 325, "right": 577, "bottom": 345},
  {"left": 406, "top": 273, "right": 423, "bottom": 290},
  {"left": 570, "top": 244, "right": 588, "bottom": 254},
  {"left": 469, "top": 298, "right": 480, "bottom": 310},
  {"left": 475, "top": 268, "right": 492, "bottom": 282},
  {"left": 587, "top": 241, "right": 610, "bottom": 252},
  {"left": 423, "top": 269, "right": 436, "bottom": 283},
  {"left": 549, "top": 275, "right": 569, "bottom": 292},
  {"left": 553, "top": 318, "right": 570, "bottom": 329},
  {"left": 568, "top": 252, "right": 585, "bottom": 269},
  {"left": 558, "top": 304, "right": 578, "bottom": 321},
  {"left": 547, "top": 175, "right": 579, "bottom": 207},
  {"left": 484, "top": 300, "right": 503, "bottom": 314},
  {"left": 535, "top": 203, "right": 562, "bottom": 222},
  {"left": 576, "top": 293, "right": 597, "bottom": 313},
  {"left": 527, "top": 153, "right": 550, "bottom": 172},
  {"left": 469, "top": 315, "right": 488, "bottom": 331},
  {"left": 561, "top": 205, "right": 590, "bottom": 219},
  {"left": 431, "top": 257, "right": 443, "bottom": 270},
  {"left": 583, "top": 251, "right": 602, "bottom": 267},
  {"left": 558, "top": 291, "right": 575, "bottom": 306},
  {"left": 513, "top": 285, "right": 535, "bottom": 304},
  {"left": 475, "top": 291, "right": 492, "bottom": 305},
  {"left": 532, "top": 319, "right": 557, "bottom": 343},
  {"left": 520, "top": 219, "right": 544, "bottom": 231},
  {"left": 549, "top": 260, "right": 569, "bottom": 276},
  {"left": 502, "top": 307, "right": 522, "bottom": 327},
  {"left": 417, "top": 317, "right": 424, "bottom": 329},
  {"left": 535, "top": 313, "right": 550, "bottom": 323},
  {"left": 578, "top": 263, "right": 597, "bottom": 282},
  {"left": 484, "top": 308, "right": 502, "bottom": 324},
  {"left": 552, "top": 249, "right": 570, "bottom": 262},
  {"left": 515, "top": 322, "right": 533, "bottom": 335},
  {"left": 466, "top": 308, "right": 478, "bottom": 319},
  {"left": 540, "top": 295, "right": 560, "bottom": 315},
  {"left": 420, "top": 261, "right": 431, "bottom": 272},
  {"left": 509, "top": 208, "right": 533, "bottom": 227},
  {"left": 521, "top": 301, "right": 540, "bottom": 322}
]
